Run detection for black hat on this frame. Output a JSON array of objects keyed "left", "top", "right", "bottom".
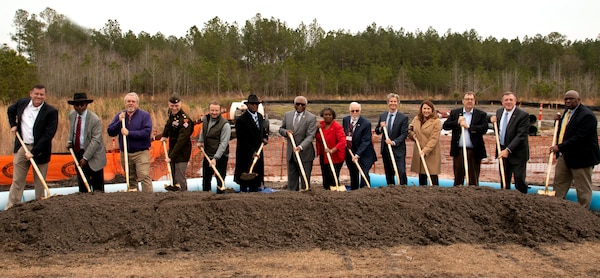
[
  {"left": 169, "top": 95, "right": 181, "bottom": 104},
  {"left": 244, "top": 94, "right": 262, "bottom": 104},
  {"left": 67, "top": 93, "right": 94, "bottom": 105}
]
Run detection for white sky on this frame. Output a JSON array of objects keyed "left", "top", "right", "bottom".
[{"left": 1, "top": 0, "right": 599, "bottom": 49}]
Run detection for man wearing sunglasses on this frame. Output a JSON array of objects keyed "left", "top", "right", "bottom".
[
  {"left": 67, "top": 92, "right": 107, "bottom": 193},
  {"left": 343, "top": 102, "right": 376, "bottom": 190},
  {"left": 279, "top": 96, "right": 317, "bottom": 191}
]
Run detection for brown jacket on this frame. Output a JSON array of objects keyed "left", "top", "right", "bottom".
[{"left": 409, "top": 116, "right": 441, "bottom": 175}]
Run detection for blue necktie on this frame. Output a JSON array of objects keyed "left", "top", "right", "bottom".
[{"left": 500, "top": 112, "right": 509, "bottom": 145}]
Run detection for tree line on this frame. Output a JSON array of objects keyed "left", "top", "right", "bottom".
[{"left": 2, "top": 7, "right": 599, "bottom": 103}]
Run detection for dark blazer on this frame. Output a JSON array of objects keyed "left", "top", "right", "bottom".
[
  {"left": 278, "top": 110, "right": 317, "bottom": 162},
  {"left": 556, "top": 104, "right": 600, "bottom": 169},
  {"left": 7, "top": 98, "right": 58, "bottom": 164},
  {"left": 495, "top": 107, "right": 530, "bottom": 163},
  {"left": 442, "top": 108, "right": 488, "bottom": 160},
  {"left": 374, "top": 111, "right": 409, "bottom": 160},
  {"left": 342, "top": 115, "right": 376, "bottom": 167},
  {"left": 234, "top": 110, "right": 268, "bottom": 184},
  {"left": 68, "top": 110, "right": 107, "bottom": 172}
]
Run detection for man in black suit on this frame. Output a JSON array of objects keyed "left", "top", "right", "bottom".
[
  {"left": 375, "top": 93, "right": 408, "bottom": 185},
  {"left": 5, "top": 85, "right": 58, "bottom": 210},
  {"left": 490, "top": 92, "right": 530, "bottom": 193},
  {"left": 234, "top": 94, "right": 269, "bottom": 192},
  {"left": 343, "top": 102, "right": 377, "bottom": 190},
  {"left": 442, "top": 92, "right": 488, "bottom": 186},
  {"left": 550, "top": 90, "right": 600, "bottom": 209}
]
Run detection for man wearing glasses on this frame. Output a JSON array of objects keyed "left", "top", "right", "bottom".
[
  {"left": 279, "top": 96, "right": 317, "bottom": 191},
  {"left": 343, "top": 102, "right": 376, "bottom": 190}
]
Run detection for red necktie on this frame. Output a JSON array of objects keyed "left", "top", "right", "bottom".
[{"left": 74, "top": 115, "right": 82, "bottom": 152}]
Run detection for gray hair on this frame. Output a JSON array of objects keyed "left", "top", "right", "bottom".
[{"left": 124, "top": 92, "right": 139, "bottom": 103}]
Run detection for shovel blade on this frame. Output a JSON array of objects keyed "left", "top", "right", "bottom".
[
  {"left": 240, "top": 172, "right": 258, "bottom": 180},
  {"left": 537, "top": 189, "right": 556, "bottom": 196}
]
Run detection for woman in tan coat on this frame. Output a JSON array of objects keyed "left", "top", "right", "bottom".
[{"left": 409, "top": 100, "right": 441, "bottom": 185}]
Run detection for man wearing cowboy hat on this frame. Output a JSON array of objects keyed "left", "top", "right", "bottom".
[
  {"left": 67, "top": 92, "right": 107, "bottom": 192},
  {"left": 234, "top": 94, "right": 269, "bottom": 192}
]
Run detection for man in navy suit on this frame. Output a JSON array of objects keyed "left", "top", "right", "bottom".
[
  {"left": 490, "top": 92, "right": 530, "bottom": 193},
  {"left": 5, "top": 85, "right": 58, "bottom": 210},
  {"left": 279, "top": 96, "right": 317, "bottom": 191},
  {"left": 343, "top": 102, "right": 377, "bottom": 190},
  {"left": 442, "top": 92, "right": 488, "bottom": 186},
  {"left": 375, "top": 93, "right": 408, "bottom": 185},
  {"left": 550, "top": 90, "right": 600, "bottom": 209}
]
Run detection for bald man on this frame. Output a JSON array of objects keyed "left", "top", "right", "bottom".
[{"left": 549, "top": 90, "right": 600, "bottom": 209}]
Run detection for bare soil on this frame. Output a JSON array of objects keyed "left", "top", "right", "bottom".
[{"left": 1, "top": 183, "right": 600, "bottom": 277}]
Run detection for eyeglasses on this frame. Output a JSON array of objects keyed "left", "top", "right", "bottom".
[
  {"left": 350, "top": 110, "right": 360, "bottom": 113},
  {"left": 295, "top": 103, "right": 306, "bottom": 106}
]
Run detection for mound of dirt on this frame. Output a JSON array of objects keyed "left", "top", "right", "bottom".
[{"left": 2, "top": 185, "right": 599, "bottom": 256}]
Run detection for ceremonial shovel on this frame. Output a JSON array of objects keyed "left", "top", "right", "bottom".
[
  {"left": 318, "top": 127, "right": 345, "bottom": 191},
  {"left": 240, "top": 143, "right": 264, "bottom": 180},
  {"left": 68, "top": 148, "right": 91, "bottom": 192},
  {"left": 538, "top": 116, "right": 559, "bottom": 196},
  {"left": 15, "top": 132, "right": 52, "bottom": 198}
]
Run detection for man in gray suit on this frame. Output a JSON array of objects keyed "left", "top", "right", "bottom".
[
  {"left": 67, "top": 93, "right": 107, "bottom": 192},
  {"left": 375, "top": 93, "right": 409, "bottom": 185},
  {"left": 279, "top": 96, "right": 317, "bottom": 191},
  {"left": 490, "top": 91, "right": 530, "bottom": 194}
]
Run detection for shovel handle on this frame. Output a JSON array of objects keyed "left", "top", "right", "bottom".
[
  {"left": 287, "top": 132, "right": 309, "bottom": 191},
  {"left": 382, "top": 128, "right": 400, "bottom": 185},
  {"left": 69, "top": 148, "right": 91, "bottom": 192},
  {"left": 15, "top": 132, "right": 51, "bottom": 197},
  {"left": 162, "top": 141, "right": 174, "bottom": 187},
  {"left": 248, "top": 142, "right": 264, "bottom": 174},
  {"left": 347, "top": 148, "right": 370, "bottom": 188},
  {"left": 414, "top": 137, "right": 433, "bottom": 186},
  {"left": 493, "top": 121, "right": 506, "bottom": 189},
  {"left": 318, "top": 127, "right": 340, "bottom": 189},
  {"left": 121, "top": 117, "right": 130, "bottom": 189},
  {"left": 200, "top": 147, "right": 225, "bottom": 191}
]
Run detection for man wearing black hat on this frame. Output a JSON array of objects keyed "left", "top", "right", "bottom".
[
  {"left": 5, "top": 85, "right": 58, "bottom": 210},
  {"left": 67, "top": 93, "right": 107, "bottom": 192},
  {"left": 161, "top": 95, "right": 194, "bottom": 191},
  {"left": 234, "top": 94, "right": 269, "bottom": 192}
]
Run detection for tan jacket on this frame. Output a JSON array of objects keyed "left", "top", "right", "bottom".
[{"left": 409, "top": 117, "right": 441, "bottom": 175}]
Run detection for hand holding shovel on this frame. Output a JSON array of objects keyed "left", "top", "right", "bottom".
[
  {"left": 15, "top": 132, "right": 52, "bottom": 198},
  {"left": 200, "top": 146, "right": 225, "bottom": 191},
  {"left": 240, "top": 143, "right": 264, "bottom": 180},
  {"left": 287, "top": 132, "right": 309, "bottom": 191},
  {"left": 318, "top": 127, "right": 344, "bottom": 191}
]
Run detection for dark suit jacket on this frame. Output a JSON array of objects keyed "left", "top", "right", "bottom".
[
  {"left": 68, "top": 110, "right": 107, "bottom": 172},
  {"left": 7, "top": 98, "right": 58, "bottom": 164},
  {"left": 343, "top": 115, "right": 376, "bottom": 167},
  {"left": 442, "top": 108, "right": 488, "bottom": 160},
  {"left": 495, "top": 107, "right": 529, "bottom": 163},
  {"left": 557, "top": 104, "right": 600, "bottom": 169},
  {"left": 234, "top": 110, "right": 268, "bottom": 184},
  {"left": 278, "top": 110, "right": 317, "bottom": 162},
  {"left": 374, "top": 111, "right": 408, "bottom": 160}
]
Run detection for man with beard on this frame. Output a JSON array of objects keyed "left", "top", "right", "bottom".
[{"left": 198, "top": 100, "right": 230, "bottom": 193}]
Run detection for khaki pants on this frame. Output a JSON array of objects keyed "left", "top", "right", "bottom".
[
  {"left": 5, "top": 146, "right": 49, "bottom": 210},
  {"left": 121, "top": 149, "right": 153, "bottom": 192},
  {"left": 554, "top": 156, "right": 593, "bottom": 209}
]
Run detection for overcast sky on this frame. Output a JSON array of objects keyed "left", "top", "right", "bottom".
[{"left": 2, "top": 0, "right": 599, "bottom": 49}]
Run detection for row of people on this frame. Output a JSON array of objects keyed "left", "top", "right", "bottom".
[{"left": 4, "top": 86, "right": 599, "bottom": 210}]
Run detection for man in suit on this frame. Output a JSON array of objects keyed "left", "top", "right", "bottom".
[
  {"left": 234, "top": 94, "right": 269, "bottom": 192},
  {"left": 375, "top": 93, "right": 408, "bottom": 185},
  {"left": 5, "top": 85, "right": 58, "bottom": 210},
  {"left": 442, "top": 92, "right": 488, "bottom": 186},
  {"left": 67, "top": 93, "right": 107, "bottom": 192},
  {"left": 278, "top": 96, "right": 317, "bottom": 191},
  {"left": 490, "top": 92, "right": 530, "bottom": 193},
  {"left": 550, "top": 90, "right": 600, "bottom": 209},
  {"left": 343, "top": 102, "right": 377, "bottom": 190}
]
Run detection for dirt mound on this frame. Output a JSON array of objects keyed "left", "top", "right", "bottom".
[{"left": 1, "top": 186, "right": 600, "bottom": 255}]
